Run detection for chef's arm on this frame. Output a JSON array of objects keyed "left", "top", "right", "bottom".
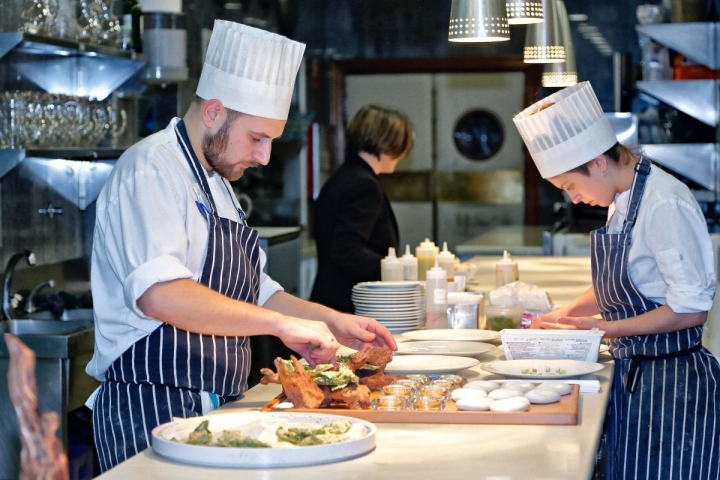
[
  {"left": 263, "top": 291, "right": 397, "bottom": 351},
  {"left": 594, "top": 304, "right": 707, "bottom": 338},
  {"left": 532, "top": 287, "right": 599, "bottom": 327},
  {"left": 136, "top": 278, "right": 338, "bottom": 360}
]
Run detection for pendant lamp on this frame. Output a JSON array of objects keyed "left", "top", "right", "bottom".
[
  {"left": 524, "top": 0, "right": 565, "bottom": 63},
  {"left": 448, "top": 0, "right": 510, "bottom": 42},
  {"left": 506, "top": 0, "right": 544, "bottom": 24},
  {"left": 542, "top": 0, "right": 578, "bottom": 87}
]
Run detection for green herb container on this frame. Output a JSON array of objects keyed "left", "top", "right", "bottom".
[{"left": 484, "top": 304, "right": 524, "bottom": 331}]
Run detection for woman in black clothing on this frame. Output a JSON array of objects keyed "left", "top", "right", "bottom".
[{"left": 310, "top": 104, "right": 415, "bottom": 313}]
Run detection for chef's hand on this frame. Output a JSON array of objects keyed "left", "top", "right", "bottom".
[
  {"left": 278, "top": 319, "right": 340, "bottom": 367},
  {"left": 538, "top": 315, "right": 602, "bottom": 330},
  {"left": 326, "top": 312, "right": 398, "bottom": 352}
]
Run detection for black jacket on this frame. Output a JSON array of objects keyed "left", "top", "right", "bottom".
[{"left": 310, "top": 154, "right": 399, "bottom": 313}]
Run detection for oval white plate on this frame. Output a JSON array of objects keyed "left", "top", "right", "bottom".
[
  {"left": 385, "top": 354, "right": 479, "bottom": 374},
  {"left": 395, "top": 340, "right": 496, "bottom": 357},
  {"left": 480, "top": 359, "right": 604, "bottom": 379},
  {"left": 401, "top": 328, "right": 500, "bottom": 342},
  {"left": 151, "top": 412, "right": 376, "bottom": 468}
]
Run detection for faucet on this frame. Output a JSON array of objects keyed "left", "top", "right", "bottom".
[
  {"left": 25, "top": 279, "right": 55, "bottom": 315},
  {"left": 3, "top": 250, "right": 36, "bottom": 320}
]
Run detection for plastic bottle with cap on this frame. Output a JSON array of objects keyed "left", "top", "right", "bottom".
[
  {"left": 415, "top": 238, "right": 439, "bottom": 281},
  {"left": 400, "top": 244, "right": 418, "bottom": 281},
  {"left": 425, "top": 258, "right": 448, "bottom": 329},
  {"left": 436, "top": 241, "right": 455, "bottom": 281},
  {"left": 495, "top": 250, "right": 519, "bottom": 287},
  {"left": 380, "top": 247, "right": 403, "bottom": 282}
]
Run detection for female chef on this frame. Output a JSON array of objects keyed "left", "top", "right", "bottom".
[
  {"left": 512, "top": 81, "right": 719, "bottom": 479},
  {"left": 86, "top": 20, "right": 396, "bottom": 472}
]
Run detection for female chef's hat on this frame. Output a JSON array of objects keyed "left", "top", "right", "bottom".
[
  {"left": 196, "top": 20, "right": 305, "bottom": 120},
  {"left": 512, "top": 81, "right": 617, "bottom": 179}
]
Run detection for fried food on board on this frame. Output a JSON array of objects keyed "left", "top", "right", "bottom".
[{"left": 260, "top": 346, "right": 399, "bottom": 409}]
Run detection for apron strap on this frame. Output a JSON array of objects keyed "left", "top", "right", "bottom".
[{"left": 621, "top": 157, "right": 651, "bottom": 235}]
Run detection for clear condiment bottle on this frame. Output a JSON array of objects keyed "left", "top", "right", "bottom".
[
  {"left": 425, "top": 258, "right": 448, "bottom": 329},
  {"left": 400, "top": 244, "right": 418, "bottom": 281},
  {"left": 381, "top": 247, "right": 403, "bottom": 281},
  {"left": 436, "top": 241, "right": 455, "bottom": 281},
  {"left": 495, "top": 250, "right": 519, "bottom": 287},
  {"left": 415, "top": 238, "right": 439, "bottom": 281}
]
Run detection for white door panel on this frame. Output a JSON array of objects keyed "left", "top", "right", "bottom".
[{"left": 435, "top": 72, "right": 525, "bottom": 172}]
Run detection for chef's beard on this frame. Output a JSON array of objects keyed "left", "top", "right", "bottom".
[{"left": 201, "top": 117, "right": 257, "bottom": 181}]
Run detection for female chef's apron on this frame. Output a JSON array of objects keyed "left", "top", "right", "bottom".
[
  {"left": 591, "top": 158, "right": 720, "bottom": 480},
  {"left": 92, "top": 120, "right": 260, "bottom": 472}
]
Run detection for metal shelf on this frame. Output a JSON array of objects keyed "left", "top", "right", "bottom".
[
  {"left": 636, "top": 22, "right": 719, "bottom": 69},
  {"left": 0, "top": 31, "right": 144, "bottom": 61},
  {"left": 642, "top": 143, "right": 717, "bottom": 191},
  {"left": 636, "top": 80, "right": 719, "bottom": 127}
]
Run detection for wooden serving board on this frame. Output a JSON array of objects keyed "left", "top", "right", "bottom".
[{"left": 260, "top": 384, "right": 579, "bottom": 425}]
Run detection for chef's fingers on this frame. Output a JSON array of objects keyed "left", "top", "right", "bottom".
[{"left": 539, "top": 320, "right": 577, "bottom": 330}]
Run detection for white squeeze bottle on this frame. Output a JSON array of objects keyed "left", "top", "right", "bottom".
[
  {"left": 425, "top": 258, "right": 448, "bottom": 329},
  {"left": 416, "top": 238, "right": 439, "bottom": 281},
  {"left": 401, "top": 244, "right": 418, "bottom": 281},
  {"left": 495, "top": 250, "right": 519, "bottom": 287},
  {"left": 381, "top": 247, "right": 403, "bottom": 281},
  {"left": 436, "top": 241, "right": 455, "bottom": 281}
]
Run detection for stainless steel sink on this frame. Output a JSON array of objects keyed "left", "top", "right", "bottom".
[
  {"left": 6, "top": 319, "right": 93, "bottom": 336},
  {"left": 28, "top": 308, "right": 94, "bottom": 322}
]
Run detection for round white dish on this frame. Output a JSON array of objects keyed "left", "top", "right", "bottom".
[
  {"left": 151, "top": 412, "right": 377, "bottom": 468},
  {"left": 395, "top": 340, "right": 495, "bottom": 357},
  {"left": 401, "top": 329, "right": 500, "bottom": 342},
  {"left": 385, "top": 354, "right": 479, "bottom": 375},
  {"left": 480, "top": 359, "right": 604, "bottom": 379}
]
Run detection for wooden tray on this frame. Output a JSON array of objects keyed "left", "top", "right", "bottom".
[{"left": 261, "top": 384, "right": 579, "bottom": 425}]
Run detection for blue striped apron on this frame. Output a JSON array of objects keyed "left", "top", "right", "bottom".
[
  {"left": 92, "top": 119, "right": 260, "bottom": 472},
  {"left": 592, "top": 158, "right": 720, "bottom": 480}
]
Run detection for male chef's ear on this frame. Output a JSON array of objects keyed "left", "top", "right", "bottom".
[{"left": 201, "top": 98, "right": 227, "bottom": 130}]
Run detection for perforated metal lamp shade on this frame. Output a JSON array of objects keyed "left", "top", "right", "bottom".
[
  {"left": 448, "top": 0, "right": 510, "bottom": 42},
  {"left": 542, "top": 0, "right": 578, "bottom": 87},
  {"left": 506, "top": 0, "right": 544, "bottom": 24},
  {"left": 524, "top": 0, "right": 565, "bottom": 62}
]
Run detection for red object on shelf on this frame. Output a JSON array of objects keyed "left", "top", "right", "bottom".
[{"left": 672, "top": 55, "right": 719, "bottom": 80}]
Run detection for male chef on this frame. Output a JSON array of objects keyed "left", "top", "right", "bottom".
[{"left": 86, "top": 20, "right": 396, "bottom": 471}]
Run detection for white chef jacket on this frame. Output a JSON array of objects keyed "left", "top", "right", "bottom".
[
  {"left": 606, "top": 164, "right": 716, "bottom": 313},
  {"left": 86, "top": 118, "right": 283, "bottom": 381}
]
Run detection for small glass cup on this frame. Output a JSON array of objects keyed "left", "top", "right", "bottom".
[
  {"left": 393, "top": 378, "right": 420, "bottom": 393},
  {"left": 380, "top": 383, "right": 413, "bottom": 399},
  {"left": 413, "top": 395, "right": 445, "bottom": 412},
  {"left": 371, "top": 395, "right": 409, "bottom": 411},
  {"left": 419, "top": 384, "right": 449, "bottom": 400},
  {"left": 437, "top": 374, "right": 465, "bottom": 388},
  {"left": 432, "top": 379, "right": 458, "bottom": 393},
  {"left": 406, "top": 374, "right": 431, "bottom": 386}
]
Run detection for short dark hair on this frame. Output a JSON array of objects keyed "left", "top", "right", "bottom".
[
  {"left": 569, "top": 142, "right": 631, "bottom": 176},
  {"left": 193, "top": 95, "right": 244, "bottom": 126},
  {"left": 345, "top": 104, "right": 415, "bottom": 159}
]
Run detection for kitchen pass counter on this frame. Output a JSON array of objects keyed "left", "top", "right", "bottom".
[{"left": 96, "top": 254, "right": 611, "bottom": 479}]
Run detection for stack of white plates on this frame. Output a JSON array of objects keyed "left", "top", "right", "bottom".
[{"left": 351, "top": 281, "right": 426, "bottom": 334}]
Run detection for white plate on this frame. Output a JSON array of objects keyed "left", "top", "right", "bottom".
[
  {"left": 354, "top": 281, "right": 423, "bottom": 290},
  {"left": 151, "top": 412, "right": 376, "bottom": 468},
  {"left": 395, "top": 340, "right": 496, "bottom": 357},
  {"left": 385, "top": 354, "right": 479, "bottom": 374},
  {"left": 401, "top": 329, "right": 500, "bottom": 342},
  {"left": 480, "top": 359, "right": 604, "bottom": 379}
]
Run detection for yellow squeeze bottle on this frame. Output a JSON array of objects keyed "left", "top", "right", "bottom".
[{"left": 415, "top": 238, "right": 439, "bottom": 281}]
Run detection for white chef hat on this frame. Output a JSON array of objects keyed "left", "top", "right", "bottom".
[
  {"left": 512, "top": 82, "right": 617, "bottom": 179},
  {"left": 196, "top": 20, "right": 305, "bottom": 120}
]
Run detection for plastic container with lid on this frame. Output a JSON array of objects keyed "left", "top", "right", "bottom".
[
  {"left": 400, "top": 244, "right": 418, "bottom": 281},
  {"left": 495, "top": 250, "right": 519, "bottom": 287},
  {"left": 380, "top": 247, "right": 403, "bottom": 281},
  {"left": 416, "top": 238, "right": 439, "bottom": 281},
  {"left": 447, "top": 292, "right": 484, "bottom": 329},
  {"left": 425, "top": 258, "right": 448, "bottom": 329},
  {"left": 436, "top": 241, "right": 455, "bottom": 281},
  {"left": 484, "top": 304, "right": 524, "bottom": 331}
]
